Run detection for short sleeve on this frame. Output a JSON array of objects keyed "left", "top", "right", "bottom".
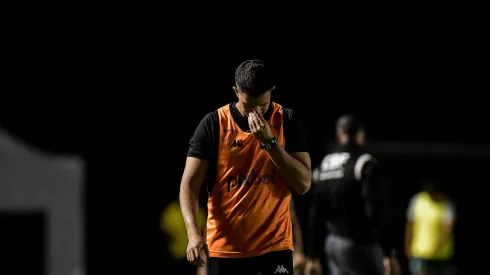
[
  {"left": 356, "top": 154, "right": 375, "bottom": 181},
  {"left": 187, "top": 111, "right": 218, "bottom": 160},
  {"left": 283, "top": 109, "right": 308, "bottom": 153},
  {"left": 444, "top": 200, "right": 456, "bottom": 223},
  {"left": 406, "top": 195, "right": 417, "bottom": 222}
]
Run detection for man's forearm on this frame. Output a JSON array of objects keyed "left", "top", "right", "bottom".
[
  {"left": 404, "top": 223, "right": 413, "bottom": 255},
  {"left": 179, "top": 183, "right": 202, "bottom": 237},
  {"left": 267, "top": 146, "right": 311, "bottom": 194}
]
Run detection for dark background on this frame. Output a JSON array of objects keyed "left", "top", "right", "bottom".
[{"left": 1, "top": 39, "right": 488, "bottom": 274}]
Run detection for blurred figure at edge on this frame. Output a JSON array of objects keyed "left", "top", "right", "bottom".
[{"left": 405, "top": 180, "right": 456, "bottom": 275}]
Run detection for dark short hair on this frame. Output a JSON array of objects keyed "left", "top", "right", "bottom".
[
  {"left": 421, "top": 176, "right": 448, "bottom": 193},
  {"left": 235, "top": 59, "right": 275, "bottom": 98},
  {"left": 422, "top": 180, "right": 442, "bottom": 193},
  {"left": 336, "top": 114, "right": 363, "bottom": 137}
]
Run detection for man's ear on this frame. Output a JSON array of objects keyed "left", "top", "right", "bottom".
[{"left": 232, "top": 86, "right": 239, "bottom": 97}]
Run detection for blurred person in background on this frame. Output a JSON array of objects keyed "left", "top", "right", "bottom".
[
  {"left": 160, "top": 198, "right": 207, "bottom": 275},
  {"left": 405, "top": 180, "right": 456, "bottom": 275},
  {"left": 179, "top": 59, "right": 311, "bottom": 275},
  {"left": 305, "top": 115, "right": 397, "bottom": 275}
]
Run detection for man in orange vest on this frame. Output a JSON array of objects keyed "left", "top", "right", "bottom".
[{"left": 179, "top": 59, "right": 311, "bottom": 275}]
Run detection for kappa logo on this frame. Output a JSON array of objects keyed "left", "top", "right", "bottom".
[
  {"left": 274, "top": 265, "right": 289, "bottom": 274},
  {"left": 230, "top": 140, "right": 243, "bottom": 148}
]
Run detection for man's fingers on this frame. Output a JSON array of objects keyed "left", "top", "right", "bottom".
[
  {"left": 252, "top": 113, "right": 262, "bottom": 129},
  {"left": 203, "top": 243, "right": 210, "bottom": 258},
  {"left": 253, "top": 110, "right": 265, "bottom": 126},
  {"left": 253, "top": 109, "right": 266, "bottom": 125},
  {"left": 190, "top": 248, "right": 198, "bottom": 262},
  {"left": 248, "top": 119, "right": 256, "bottom": 132},
  {"left": 195, "top": 248, "right": 206, "bottom": 266},
  {"left": 186, "top": 250, "right": 194, "bottom": 262},
  {"left": 190, "top": 248, "right": 204, "bottom": 266},
  {"left": 247, "top": 113, "right": 253, "bottom": 129},
  {"left": 191, "top": 258, "right": 204, "bottom": 266},
  {"left": 198, "top": 243, "right": 208, "bottom": 264},
  {"left": 248, "top": 113, "right": 260, "bottom": 132}
]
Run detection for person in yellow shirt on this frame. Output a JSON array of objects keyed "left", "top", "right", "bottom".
[
  {"left": 404, "top": 180, "right": 456, "bottom": 275},
  {"left": 161, "top": 199, "right": 206, "bottom": 275}
]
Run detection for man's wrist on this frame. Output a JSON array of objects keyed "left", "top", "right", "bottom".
[
  {"left": 187, "top": 228, "right": 202, "bottom": 238},
  {"left": 263, "top": 135, "right": 274, "bottom": 142},
  {"left": 260, "top": 136, "right": 277, "bottom": 150}
]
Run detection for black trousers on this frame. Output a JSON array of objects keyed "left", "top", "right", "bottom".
[{"left": 207, "top": 250, "right": 293, "bottom": 275}]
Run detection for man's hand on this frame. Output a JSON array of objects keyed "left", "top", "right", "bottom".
[
  {"left": 293, "top": 251, "right": 306, "bottom": 270},
  {"left": 248, "top": 109, "right": 274, "bottom": 143},
  {"left": 304, "top": 259, "right": 322, "bottom": 275},
  {"left": 383, "top": 257, "right": 391, "bottom": 275},
  {"left": 248, "top": 108, "right": 311, "bottom": 194},
  {"left": 384, "top": 256, "right": 402, "bottom": 275},
  {"left": 186, "top": 234, "right": 209, "bottom": 267}
]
